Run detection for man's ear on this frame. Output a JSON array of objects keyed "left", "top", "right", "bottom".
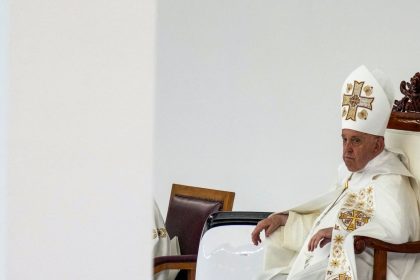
[{"left": 375, "top": 137, "right": 385, "bottom": 154}]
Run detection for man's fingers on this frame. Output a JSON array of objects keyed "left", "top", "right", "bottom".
[
  {"left": 320, "top": 238, "right": 331, "bottom": 248},
  {"left": 313, "top": 236, "right": 321, "bottom": 250},
  {"left": 308, "top": 233, "right": 322, "bottom": 251},
  {"left": 251, "top": 236, "right": 256, "bottom": 245},
  {"left": 251, "top": 230, "right": 260, "bottom": 245},
  {"left": 251, "top": 221, "right": 266, "bottom": 245},
  {"left": 308, "top": 235, "right": 317, "bottom": 251},
  {"left": 251, "top": 234, "right": 261, "bottom": 245},
  {"left": 251, "top": 224, "right": 262, "bottom": 238},
  {"left": 265, "top": 223, "right": 276, "bottom": 236},
  {"left": 309, "top": 239, "right": 315, "bottom": 251},
  {"left": 251, "top": 216, "right": 285, "bottom": 245},
  {"left": 308, "top": 228, "right": 334, "bottom": 251}
]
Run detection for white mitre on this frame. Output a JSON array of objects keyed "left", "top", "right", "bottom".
[{"left": 341, "top": 65, "right": 394, "bottom": 136}]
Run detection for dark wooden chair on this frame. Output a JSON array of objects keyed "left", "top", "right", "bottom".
[
  {"left": 153, "top": 183, "right": 235, "bottom": 280},
  {"left": 354, "top": 72, "right": 420, "bottom": 280}
]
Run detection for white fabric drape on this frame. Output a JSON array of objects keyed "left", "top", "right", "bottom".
[{"left": 153, "top": 200, "right": 180, "bottom": 280}]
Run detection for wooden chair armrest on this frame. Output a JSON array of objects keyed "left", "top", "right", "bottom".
[
  {"left": 354, "top": 236, "right": 420, "bottom": 254},
  {"left": 154, "top": 254, "right": 197, "bottom": 277},
  {"left": 354, "top": 236, "right": 420, "bottom": 280}
]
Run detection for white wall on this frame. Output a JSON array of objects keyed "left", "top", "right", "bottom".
[
  {"left": 154, "top": 0, "right": 420, "bottom": 215},
  {"left": 0, "top": 0, "right": 8, "bottom": 278},
  {"left": 7, "top": 0, "right": 154, "bottom": 279}
]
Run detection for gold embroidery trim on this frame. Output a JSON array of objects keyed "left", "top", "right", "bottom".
[
  {"left": 326, "top": 186, "right": 374, "bottom": 280},
  {"left": 153, "top": 228, "right": 168, "bottom": 239}
]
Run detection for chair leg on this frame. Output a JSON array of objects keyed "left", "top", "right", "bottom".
[
  {"left": 372, "top": 249, "right": 387, "bottom": 280},
  {"left": 187, "top": 268, "right": 196, "bottom": 280}
]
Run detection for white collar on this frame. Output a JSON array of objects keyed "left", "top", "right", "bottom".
[{"left": 338, "top": 149, "right": 413, "bottom": 184}]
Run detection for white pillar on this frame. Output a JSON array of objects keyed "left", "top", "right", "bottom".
[
  {"left": 0, "top": 0, "right": 9, "bottom": 278},
  {"left": 7, "top": 0, "right": 154, "bottom": 279}
]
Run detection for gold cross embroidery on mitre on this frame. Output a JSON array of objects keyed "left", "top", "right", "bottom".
[
  {"left": 342, "top": 81, "right": 374, "bottom": 121},
  {"left": 339, "top": 209, "right": 370, "bottom": 232}
]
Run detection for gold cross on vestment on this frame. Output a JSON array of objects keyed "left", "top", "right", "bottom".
[
  {"left": 342, "top": 81, "right": 374, "bottom": 121},
  {"left": 339, "top": 209, "right": 370, "bottom": 232},
  {"left": 338, "top": 273, "right": 351, "bottom": 280}
]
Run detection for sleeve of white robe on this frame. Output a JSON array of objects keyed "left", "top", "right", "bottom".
[
  {"left": 283, "top": 211, "right": 320, "bottom": 251},
  {"left": 261, "top": 184, "right": 342, "bottom": 275},
  {"left": 263, "top": 211, "right": 319, "bottom": 272}
]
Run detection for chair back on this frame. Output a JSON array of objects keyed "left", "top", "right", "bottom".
[
  {"left": 385, "top": 125, "right": 420, "bottom": 224},
  {"left": 165, "top": 184, "right": 235, "bottom": 255},
  {"left": 385, "top": 129, "right": 420, "bottom": 182}
]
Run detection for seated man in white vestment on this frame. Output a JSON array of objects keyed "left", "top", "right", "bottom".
[{"left": 251, "top": 65, "right": 420, "bottom": 280}]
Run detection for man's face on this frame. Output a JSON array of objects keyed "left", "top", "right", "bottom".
[{"left": 341, "top": 129, "right": 384, "bottom": 172}]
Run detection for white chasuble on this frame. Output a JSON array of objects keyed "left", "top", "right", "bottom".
[
  {"left": 259, "top": 150, "right": 420, "bottom": 280},
  {"left": 153, "top": 200, "right": 180, "bottom": 280}
]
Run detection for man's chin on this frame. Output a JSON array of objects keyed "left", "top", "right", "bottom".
[
  {"left": 344, "top": 161, "right": 358, "bottom": 172},
  {"left": 347, "top": 167, "right": 358, "bottom": 172}
]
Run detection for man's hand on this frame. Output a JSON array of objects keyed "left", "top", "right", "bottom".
[
  {"left": 251, "top": 213, "right": 288, "bottom": 245},
  {"left": 307, "top": 227, "right": 333, "bottom": 252}
]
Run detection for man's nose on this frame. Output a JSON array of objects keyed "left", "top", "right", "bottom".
[{"left": 343, "top": 142, "right": 353, "bottom": 153}]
